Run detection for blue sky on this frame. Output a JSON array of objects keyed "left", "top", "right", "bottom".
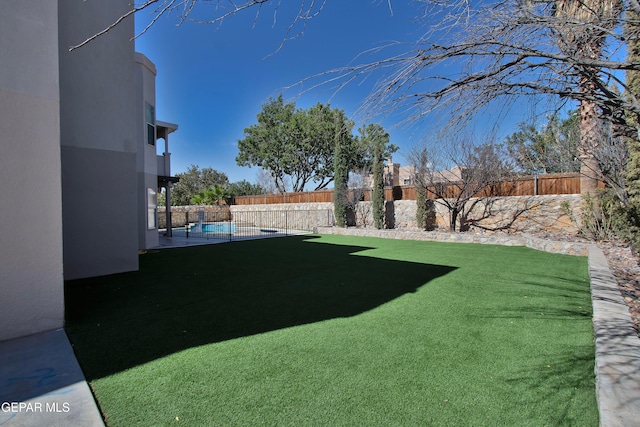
[
  {"left": 133, "top": 1, "right": 521, "bottom": 186},
  {"left": 133, "top": 1, "right": 435, "bottom": 185}
]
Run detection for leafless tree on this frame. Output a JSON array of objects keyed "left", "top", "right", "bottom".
[
  {"left": 356, "top": 1, "right": 636, "bottom": 126},
  {"left": 69, "top": 0, "right": 329, "bottom": 51},
  {"left": 593, "top": 116, "right": 630, "bottom": 201},
  {"left": 72, "top": 0, "right": 639, "bottom": 199},
  {"left": 255, "top": 168, "right": 280, "bottom": 194},
  {"left": 74, "top": 1, "right": 639, "bottom": 136},
  {"left": 346, "top": 167, "right": 372, "bottom": 227},
  {"left": 409, "top": 138, "right": 516, "bottom": 231},
  {"left": 299, "top": 1, "right": 638, "bottom": 193}
]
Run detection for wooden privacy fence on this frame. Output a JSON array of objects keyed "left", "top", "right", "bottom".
[
  {"left": 231, "top": 173, "right": 581, "bottom": 205},
  {"left": 232, "top": 189, "right": 334, "bottom": 205}
]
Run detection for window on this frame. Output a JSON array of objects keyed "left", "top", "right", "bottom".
[
  {"left": 147, "top": 188, "right": 157, "bottom": 230},
  {"left": 403, "top": 179, "right": 411, "bottom": 185},
  {"left": 146, "top": 103, "right": 155, "bottom": 146}
]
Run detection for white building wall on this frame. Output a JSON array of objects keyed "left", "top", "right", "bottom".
[
  {"left": 135, "top": 53, "right": 160, "bottom": 250},
  {"left": 58, "top": 0, "right": 139, "bottom": 279},
  {"left": 0, "top": 2, "right": 64, "bottom": 341}
]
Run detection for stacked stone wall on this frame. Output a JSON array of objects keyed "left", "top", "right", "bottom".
[
  {"left": 230, "top": 203, "right": 334, "bottom": 230},
  {"left": 403, "top": 194, "right": 580, "bottom": 234},
  {"left": 158, "top": 205, "right": 230, "bottom": 229},
  {"left": 317, "top": 227, "right": 591, "bottom": 256},
  {"left": 349, "top": 194, "right": 580, "bottom": 234},
  {"left": 162, "top": 194, "right": 581, "bottom": 235}
]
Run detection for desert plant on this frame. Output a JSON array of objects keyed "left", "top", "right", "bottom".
[
  {"left": 579, "top": 190, "right": 625, "bottom": 241},
  {"left": 416, "top": 186, "right": 437, "bottom": 231}
]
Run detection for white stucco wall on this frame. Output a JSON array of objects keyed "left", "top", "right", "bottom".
[
  {"left": 0, "top": 2, "right": 64, "bottom": 341},
  {"left": 58, "top": 0, "right": 139, "bottom": 279},
  {"left": 135, "top": 52, "right": 160, "bottom": 250}
]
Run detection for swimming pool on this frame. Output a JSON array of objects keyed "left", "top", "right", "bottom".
[{"left": 191, "top": 222, "right": 236, "bottom": 233}]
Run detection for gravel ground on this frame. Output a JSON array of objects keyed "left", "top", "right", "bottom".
[
  {"left": 600, "top": 242, "right": 640, "bottom": 336},
  {"left": 517, "top": 232, "right": 640, "bottom": 336}
]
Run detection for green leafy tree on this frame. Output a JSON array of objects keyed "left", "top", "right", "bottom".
[
  {"left": 191, "top": 184, "right": 231, "bottom": 205},
  {"left": 236, "top": 95, "right": 295, "bottom": 193},
  {"left": 333, "top": 114, "right": 351, "bottom": 227},
  {"left": 358, "top": 124, "right": 393, "bottom": 229},
  {"left": 172, "top": 165, "right": 229, "bottom": 206},
  {"left": 625, "top": 7, "right": 640, "bottom": 253},
  {"left": 504, "top": 112, "right": 581, "bottom": 174},
  {"left": 236, "top": 95, "right": 356, "bottom": 192},
  {"left": 228, "top": 180, "right": 266, "bottom": 197}
]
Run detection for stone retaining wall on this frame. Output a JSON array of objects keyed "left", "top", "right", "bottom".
[
  {"left": 163, "top": 194, "right": 581, "bottom": 236},
  {"left": 159, "top": 203, "right": 335, "bottom": 231},
  {"left": 317, "top": 227, "right": 591, "bottom": 257},
  {"left": 230, "top": 203, "right": 334, "bottom": 230},
  {"left": 158, "top": 205, "right": 230, "bottom": 229},
  {"left": 356, "top": 194, "right": 580, "bottom": 234}
]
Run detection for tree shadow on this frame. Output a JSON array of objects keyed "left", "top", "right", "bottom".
[
  {"left": 65, "top": 236, "right": 455, "bottom": 380},
  {"left": 501, "top": 349, "right": 599, "bottom": 426}
]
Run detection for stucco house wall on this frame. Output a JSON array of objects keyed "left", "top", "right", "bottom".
[
  {"left": 135, "top": 52, "right": 160, "bottom": 250},
  {"left": 0, "top": 1, "right": 65, "bottom": 341},
  {"left": 58, "top": 0, "right": 139, "bottom": 279}
]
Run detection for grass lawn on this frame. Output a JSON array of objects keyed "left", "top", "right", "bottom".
[{"left": 65, "top": 234, "right": 597, "bottom": 426}]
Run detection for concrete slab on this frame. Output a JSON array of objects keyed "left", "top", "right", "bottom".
[
  {"left": 0, "top": 328, "right": 104, "bottom": 427},
  {"left": 156, "top": 230, "right": 311, "bottom": 249},
  {"left": 589, "top": 246, "right": 640, "bottom": 427}
]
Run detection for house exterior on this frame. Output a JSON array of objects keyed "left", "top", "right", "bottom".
[
  {"left": 135, "top": 52, "right": 179, "bottom": 249},
  {"left": 362, "top": 157, "right": 464, "bottom": 188},
  {"left": 0, "top": 1, "right": 176, "bottom": 342}
]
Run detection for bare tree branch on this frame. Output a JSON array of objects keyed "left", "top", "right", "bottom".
[
  {"left": 409, "top": 137, "right": 516, "bottom": 231},
  {"left": 290, "top": 0, "right": 638, "bottom": 140},
  {"left": 70, "top": 0, "right": 327, "bottom": 52},
  {"left": 69, "top": 0, "right": 160, "bottom": 50}
]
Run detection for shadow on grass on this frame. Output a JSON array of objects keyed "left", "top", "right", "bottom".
[
  {"left": 502, "top": 349, "right": 598, "bottom": 426},
  {"left": 65, "top": 236, "right": 455, "bottom": 380}
]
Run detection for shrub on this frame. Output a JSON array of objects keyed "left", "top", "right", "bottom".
[{"left": 416, "top": 187, "right": 436, "bottom": 231}]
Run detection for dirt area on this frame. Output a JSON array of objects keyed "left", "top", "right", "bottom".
[
  {"left": 535, "top": 232, "right": 640, "bottom": 336},
  {"left": 600, "top": 243, "right": 640, "bottom": 336}
]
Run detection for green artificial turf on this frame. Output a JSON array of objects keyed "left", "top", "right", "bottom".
[{"left": 65, "top": 235, "right": 598, "bottom": 426}]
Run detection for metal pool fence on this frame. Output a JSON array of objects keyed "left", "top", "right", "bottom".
[{"left": 167, "top": 209, "right": 335, "bottom": 241}]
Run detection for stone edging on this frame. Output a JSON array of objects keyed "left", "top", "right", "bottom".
[
  {"left": 316, "top": 226, "right": 640, "bottom": 425},
  {"left": 588, "top": 246, "right": 640, "bottom": 427},
  {"left": 316, "top": 227, "right": 591, "bottom": 256}
]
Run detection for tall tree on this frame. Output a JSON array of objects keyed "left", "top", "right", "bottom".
[
  {"left": 333, "top": 115, "right": 351, "bottom": 227},
  {"left": 80, "top": 1, "right": 640, "bottom": 137},
  {"left": 236, "top": 95, "right": 356, "bottom": 192},
  {"left": 236, "top": 95, "right": 295, "bottom": 193},
  {"left": 228, "top": 180, "right": 266, "bottom": 197},
  {"left": 626, "top": 6, "right": 640, "bottom": 251},
  {"left": 504, "top": 112, "right": 581, "bottom": 174},
  {"left": 553, "top": 0, "right": 624, "bottom": 193},
  {"left": 372, "top": 149, "right": 385, "bottom": 229},
  {"left": 358, "top": 124, "right": 393, "bottom": 229},
  {"left": 172, "top": 165, "right": 229, "bottom": 206},
  {"left": 410, "top": 139, "right": 514, "bottom": 232},
  {"left": 322, "top": 0, "right": 638, "bottom": 190}
]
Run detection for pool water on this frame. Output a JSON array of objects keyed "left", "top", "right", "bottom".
[{"left": 191, "top": 223, "right": 236, "bottom": 233}]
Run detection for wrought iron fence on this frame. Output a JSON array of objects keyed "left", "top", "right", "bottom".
[{"left": 166, "top": 208, "right": 334, "bottom": 241}]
